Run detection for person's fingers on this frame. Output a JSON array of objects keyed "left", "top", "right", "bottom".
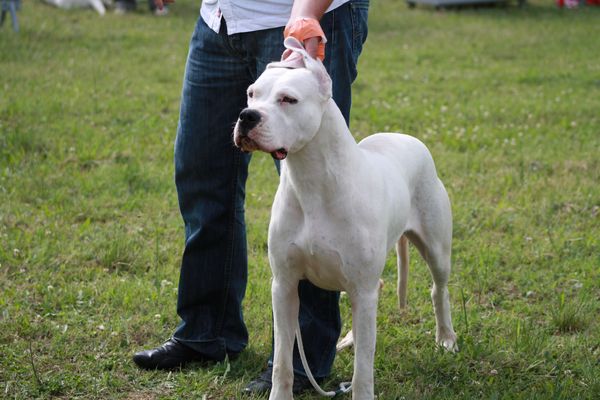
[{"left": 303, "top": 37, "right": 319, "bottom": 59}]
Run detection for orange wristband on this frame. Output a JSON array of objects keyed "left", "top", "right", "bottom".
[{"left": 284, "top": 18, "right": 327, "bottom": 60}]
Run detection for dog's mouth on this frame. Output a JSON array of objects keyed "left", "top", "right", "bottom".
[
  {"left": 236, "top": 136, "right": 259, "bottom": 153},
  {"left": 271, "top": 148, "right": 288, "bottom": 160},
  {"left": 236, "top": 135, "right": 287, "bottom": 160}
]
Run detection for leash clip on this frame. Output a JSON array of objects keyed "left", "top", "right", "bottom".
[{"left": 333, "top": 381, "right": 353, "bottom": 396}]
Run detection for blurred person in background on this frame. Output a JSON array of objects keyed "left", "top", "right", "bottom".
[{"left": 114, "top": 0, "right": 168, "bottom": 15}]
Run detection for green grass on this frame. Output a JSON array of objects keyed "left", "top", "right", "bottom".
[{"left": 1, "top": 0, "right": 599, "bottom": 398}]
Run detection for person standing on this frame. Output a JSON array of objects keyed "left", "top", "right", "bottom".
[{"left": 132, "top": 0, "right": 369, "bottom": 394}]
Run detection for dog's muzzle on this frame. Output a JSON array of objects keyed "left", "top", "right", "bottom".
[
  {"left": 235, "top": 108, "right": 288, "bottom": 160},
  {"left": 237, "top": 108, "right": 261, "bottom": 136}
]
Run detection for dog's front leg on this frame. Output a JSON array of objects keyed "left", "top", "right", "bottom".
[
  {"left": 350, "top": 289, "right": 379, "bottom": 400},
  {"left": 270, "top": 277, "right": 300, "bottom": 400}
]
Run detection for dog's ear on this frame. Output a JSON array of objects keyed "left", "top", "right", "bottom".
[
  {"left": 285, "top": 37, "right": 332, "bottom": 100},
  {"left": 267, "top": 37, "right": 306, "bottom": 69},
  {"left": 268, "top": 37, "right": 332, "bottom": 101},
  {"left": 306, "top": 57, "right": 332, "bottom": 101}
]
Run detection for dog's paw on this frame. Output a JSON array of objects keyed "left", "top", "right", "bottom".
[
  {"left": 336, "top": 330, "right": 354, "bottom": 352},
  {"left": 437, "top": 332, "right": 458, "bottom": 352},
  {"left": 441, "top": 338, "right": 458, "bottom": 352}
]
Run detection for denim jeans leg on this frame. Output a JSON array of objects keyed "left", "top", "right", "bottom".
[
  {"left": 172, "top": 0, "right": 370, "bottom": 373},
  {"left": 173, "top": 18, "right": 254, "bottom": 360}
]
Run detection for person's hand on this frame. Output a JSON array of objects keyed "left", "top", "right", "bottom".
[
  {"left": 154, "top": 0, "right": 175, "bottom": 10},
  {"left": 282, "top": 36, "right": 321, "bottom": 61},
  {"left": 284, "top": 18, "right": 326, "bottom": 61},
  {"left": 301, "top": 36, "right": 321, "bottom": 59}
]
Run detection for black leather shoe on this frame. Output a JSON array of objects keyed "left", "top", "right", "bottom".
[
  {"left": 132, "top": 338, "right": 211, "bottom": 370},
  {"left": 242, "top": 365, "right": 320, "bottom": 395}
]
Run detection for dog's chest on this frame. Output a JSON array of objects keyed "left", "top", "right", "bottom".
[
  {"left": 286, "top": 238, "right": 347, "bottom": 291},
  {"left": 281, "top": 216, "right": 375, "bottom": 291}
]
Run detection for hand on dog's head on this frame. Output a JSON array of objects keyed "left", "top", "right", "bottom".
[{"left": 268, "top": 37, "right": 332, "bottom": 101}]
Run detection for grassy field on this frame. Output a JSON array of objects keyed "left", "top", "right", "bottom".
[{"left": 1, "top": 0, "right": 599, "bottom": 398}]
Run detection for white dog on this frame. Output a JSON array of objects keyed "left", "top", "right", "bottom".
[{"left": 234, "top": 37, "right": 457, "bottom": 400}]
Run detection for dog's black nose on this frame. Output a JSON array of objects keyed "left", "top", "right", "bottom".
[{"left": 238, "top": 108, "right": 261, "bottom": 134}]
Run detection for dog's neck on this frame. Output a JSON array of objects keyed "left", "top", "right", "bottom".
[{"left": 282, "top": 99, "right": 362, "bottom": 208}]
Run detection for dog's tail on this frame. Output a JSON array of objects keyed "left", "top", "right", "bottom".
[{"left": 396, "top": 235, "right": 409, "bottom": 309}]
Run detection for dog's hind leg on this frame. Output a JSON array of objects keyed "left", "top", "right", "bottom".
[
  {"left": 407, "top": 232, "right": 457, "bottom": 351},
  {"left": 396, "top": 235, "right": 409, "bottom": 309},
  {"left": 427, "top": 246, "right": 457, "bottom": 352},
  {"left": 407, "top": 182, "right": 457, "bottom": 351}
]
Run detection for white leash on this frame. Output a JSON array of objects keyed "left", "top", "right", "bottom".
[{"left": 295, "top": 327, "right": 353, "bottom": 397}]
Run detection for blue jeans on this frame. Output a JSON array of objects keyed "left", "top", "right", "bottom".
[{"left": 173, "top": 0, "right": 369, "bottom": 379}]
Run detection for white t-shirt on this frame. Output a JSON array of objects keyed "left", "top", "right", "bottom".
[{"left": 201, "top": 0, "right": 349, "bottom": 35}]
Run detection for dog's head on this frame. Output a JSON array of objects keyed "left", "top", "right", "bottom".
[{"left": 233, "top": 37, "right": 332, "bottom": 160}]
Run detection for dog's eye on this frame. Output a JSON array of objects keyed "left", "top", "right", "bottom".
[
  {"left": 248, "top": 91, "right": 254, "bottom": 99},
  {"left": 280, "top": 96, "right": 298, "bottom": 104}
]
